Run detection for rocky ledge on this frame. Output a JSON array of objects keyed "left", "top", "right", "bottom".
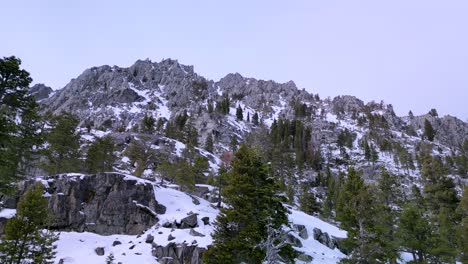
[{"left": 20, "top": 172, "right": 166, "bottom": 235}]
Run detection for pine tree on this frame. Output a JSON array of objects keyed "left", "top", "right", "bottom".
[
  {"left": 207, "top": 99, "right": 214, "bottom": 113},
  {"left": 85, "top": 136, "right": 116, "bottom": 173},
  {"left": 204, "top": 133, "right": 214, "bottom": 153},
  {"left": 42, "top": 112, "right": 81, "bottom": 175},
  {"left": 456, "top": 186, "right": 468, "bottom": 263},
  {"left": 424, "top": 119, "right": 435, "bottom": 141},
  {"left": 373, "top": 168, "right": 402, "bottom": 262},
  {"left": 252, "top": 112, "right": 259, "bottom": 126},
  {"left": 140, "top": 113, "right": 155, "bottom": 133},
  {"left": 106, "top": 253, "right": 115, "bottom": 264},
  {"left": 0, "top": 56, "right": 40, "bottom": 195},
  {"left": 0, "top": 183, "right": 58, "bottom": 264},
  {"left": 236, "top": 104, "right": 243, "bottom": 120},
  {"left": 336, "top": 168, "right": 382, "bottom": 261},
  {"left": 204, "top": 144, "right": 291, "bottom": 264},
  {"left": 396, "top": 203, "right": 433, "bottom": 262},
  {"left": 124, "top": 140, "right": 157, "bottom": 177},
  {"left": 299, "top": 185, "right": 320, "bottom": 215}
]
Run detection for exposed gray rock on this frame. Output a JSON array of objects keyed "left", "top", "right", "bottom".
[
  {"left": 28, "top": 83, "right": 53, "bottom": 101},
  {"left": 293, "top": 224, "right": 308, "bottom": 239},
  {"left": 189, "top": 229, "right": 205, "bottom": 237},
  {"left": 313, "top": 227, "right": 339, "bottom": 250},
  {"left": 112, "top": 240, "right": 122, "bottom": 246},
  {"left": 201, "top": 216, "right": 210, "bottom": 225},
  {"left": 297, "top": 253, "right": 313, "bottom": 262},
  {"left": 152, "top": 242, "right": 205, "bottom": 264},
  {"left": 168, "top": 234, "right": 176, "bottom": 241},
  {"left": 95, "top": 247, "right": 105, "bottom": 256},
  {"left": 19, "top": 172, "right": 165, "bottom": 235},
  {"left": 179, "top": 213, "right": 198, "bottom": 229},
  {"left": 332, "top": 95, "right": 364, "bottom": 115},
  {"left": 286, "top": 233, "right": 303, "bottom": 248},
  {"left": 146, "top": 234, "right": 154, "bottom": 243}
]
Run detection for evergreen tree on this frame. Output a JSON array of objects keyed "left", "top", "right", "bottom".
[
  {"left": 370, "top": 144, "right": 379, "bottom": 165},
  {"left": 85, "top": 136, "right": 116, "bottom": 173},
  {"left": 236, "top": 104, "right": 243, "bottom": 120},
  {"left": 124, "top": 140, "right": 157, "bottom": 177},
  {"left": 456, "top": 186, "right": 468, "bottom": 263},
  {"left": 140, "top": 113, "right": 155, "bottom": 133},
  {"left": 336, "top": 168, "right": 382, "bottom": 261},
  {"left": 42, "top": 112, "right": 81, "bottom": 175},
  {"left": 0, "top": 183, "right": 58, "bottom": 264},
  {"left": 424, "top": 119, "right": 435, "bottom": 141},
  {"left": 207, "top": 99, "right": 214, "bottom": 113},
  {"left": 0, "top": 56, "right": 40, "bottom": 195},
  {"left": 396, "top": 203, "right": 433, "bottom": 262},
  {"left": 204, "top": 144, "right": 291, "bottom": 263},
  {"left": 252, "top": 112, "right": 259, "bottom": 126},
  {"left": 204, "top": 133, "right": 214, "bottom": 153},
  {"left": 373, "top": 168, "right": 402, "bottom": 263},
  {"left": 299, "top": 186, "right": 320, "bottom": 215}
]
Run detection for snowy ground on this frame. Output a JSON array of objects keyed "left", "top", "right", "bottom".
[{"left": 49, "top": 181, "right": 353, "bottom": 264}]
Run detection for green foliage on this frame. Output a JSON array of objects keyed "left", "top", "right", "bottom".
[
  {"left": 396, "top": 203, "right": 433, "bottom": 263},
  {"left": 235, "top": 104, "right": 243, "bottom": 120},
  {"left": 42, "top": 112, "right": 81, "bottom": 175},
  {"left": 336, "top": 168, "right": 384, "bottom": 262},
  {"left": 457, "top": 187, "right": 468, "bottom": 262},
  {"left": 252, "top": 112, "right": 259, "bottom": 126},
  {"left": 0, "top": 183, "right": 58, "bottom": 264},
  {"left": 85, "top": 136, "right": 116, "bottom": 173},
  {"left": 204, "top": 144, "right": 291, "bottom": 263},
  {"left": 337, "top": 128, "right": 354, "bottom": 149},
  {"left": 216, "top": 95, "right": 230, "bottom": 115},
  {"left": 204, "top": 133, "right": 214, "bottom": 153},
  {"left": 207, "top": 99, "right": 214, "bottom": 113},
  {"left": 140, "top": 113, "right": 155, "bottom": 133},
  {"left": 299, "top": 186, "right": 320, "bottom": 215},
  {"left": 124, "top": 140, "right": 157, "bottom": 177},
  {"left": 424, "top": 119, "right": 435, "bottom": 141},
  {"left": 0, "top": 56, "right": 41, "bottom": 195},
  {"left": 106, "top": 253, "right": 115, "bottom": 264}
]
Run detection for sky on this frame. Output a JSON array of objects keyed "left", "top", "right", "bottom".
[{"left": 1, "top": 0, "right": 467, "bottom": 120}]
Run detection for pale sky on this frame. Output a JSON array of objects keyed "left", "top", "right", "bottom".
[{"left": 1, "top": 0, "right": 467, "bottom": 119}]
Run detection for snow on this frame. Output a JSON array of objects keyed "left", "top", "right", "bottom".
[
  {"left": 0, "top": 208, "right": 16, "bottom": 219},
  {"left": 326, "top": 113, "right": 338, "bottom": 123},
  {"left": 50, "top": 182, "right": 351, "bottom": 264},
  {"left": 174, "top": 140, "right": 186, "bottom": 157},
  {"left": 289, "top": 209, "right": 346, "bottom": 238},
  {"left": 289, "top": 208, "right": 347, "bottom": 263},
  {"left": 55, "top": 231, "right": 156, "bottom": 264},
  {"left": 153, "top": 185, "right": 218, "bottom": 249}
]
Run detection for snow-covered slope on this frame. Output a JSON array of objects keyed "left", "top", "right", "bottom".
[{"left": 51, "top": 183, "right": 347, "bottom": 264}]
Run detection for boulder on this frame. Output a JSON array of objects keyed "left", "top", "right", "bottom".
[
  {"left": 286, "top": 233, "right": 303, "bottom": 248},
  {"left": 201, "top": 216, "right": 210, "bottom": 225},
  {"left": 313, "top": 227, "right": 338, "bottom": 250},
  {"left": 152, "top": 242, "right": 205, "bottom": 264},
  {"left": 293, "top": 224, "right": 308, "bottom": 239},
  {"left": 189, "top": 229, "right": 205, "bottom": 237},
  {"left": 95, "top": 247, "right": 105, "bottom": 256},
  {"left": 179, "top": 214, "right": 198, "bottom": 229},
  {"left": 297, "top": 253, "right": 313, "bottom": 263},
  {"left": 146, "top": 234, "right": 154, "bottom": 243}
]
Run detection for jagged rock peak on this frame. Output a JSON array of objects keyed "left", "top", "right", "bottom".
[{"left": 28, "top": 83, "right": 53, "bottom": 101}]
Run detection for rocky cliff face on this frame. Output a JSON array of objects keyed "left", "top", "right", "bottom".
[{"left": 20, "top": 172, "right": 166, "bottom": 235}]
